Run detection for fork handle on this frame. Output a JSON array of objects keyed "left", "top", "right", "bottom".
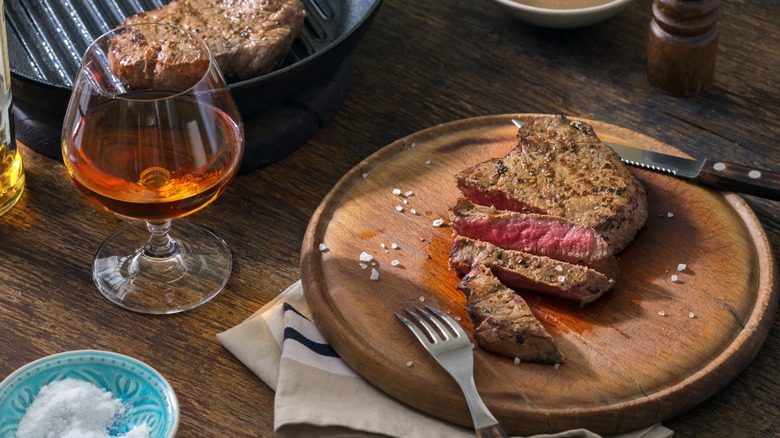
[
  {"left": 476, "top": 424, "right": 510, "bottom": 437},
  {"left": 455, "top": 372, "right": 510, "bottom": 437}
]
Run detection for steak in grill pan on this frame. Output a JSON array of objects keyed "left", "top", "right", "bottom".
[
  {"left": 119, "top": 0, "right": 306, "bottom": 82},
  {"left": 6, "top": 0, "right": 383, "bottom": 169}
]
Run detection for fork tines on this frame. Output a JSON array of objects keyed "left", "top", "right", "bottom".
[{"left": 395, "top": 305, "right": 468, "bottom": 348}]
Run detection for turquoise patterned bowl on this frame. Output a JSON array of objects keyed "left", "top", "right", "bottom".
[{"left": 0, "top": 350, "right": 179, "bottom": 437}]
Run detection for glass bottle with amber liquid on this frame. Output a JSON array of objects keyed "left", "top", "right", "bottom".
[{"left": 0, "top": 0, "right": 24, "bottom": 216}]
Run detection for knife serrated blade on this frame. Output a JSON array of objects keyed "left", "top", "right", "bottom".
[
  {"left": 510, "top": 119, "right": 780, "bottom": 201},
  {"left": 605, "top": 143, "right": 700, "bottom": 179}
]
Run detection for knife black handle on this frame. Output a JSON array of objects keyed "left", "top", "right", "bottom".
[{"left": 698, "top": 158, "right": 780, "bottom": 201}]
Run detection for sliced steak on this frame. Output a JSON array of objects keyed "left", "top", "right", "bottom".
[
  {"left": 455, "top": 114, "right": 648, "bottom": 254},
  {"left": 449, "top": 197, "right": 618, "bottom": 276},
  {"left": 457, "top": 264, "right": 563, "bottom": 364},
  {"left": 114, "top": 0, "right": 306, "bottom": 87},
  {"left": 449, "top": 236, "right": 614, "bottom": 306}
]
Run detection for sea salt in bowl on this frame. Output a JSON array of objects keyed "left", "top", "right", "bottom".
[
  {"left": 490, "top": 0, "right": 636, "bottom": 28},
  {"left": 0, "top": 350, "right": 179, "bottom": 437}
]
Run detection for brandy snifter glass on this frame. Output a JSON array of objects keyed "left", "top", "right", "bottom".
[{"left": 62, "top": 23, "right": 245, "bottom": 314}]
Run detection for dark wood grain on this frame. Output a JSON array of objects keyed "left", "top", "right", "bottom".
[{"left": 1, "top": 0, "right": 779, "bottom": 436}]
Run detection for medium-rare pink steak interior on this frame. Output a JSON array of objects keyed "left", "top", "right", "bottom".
[
  {"left": 449, "top": 197, "right": 618, "bottom": 272},
  {"left": 447, "top": 114, "right": 649, "bottom": 363}
]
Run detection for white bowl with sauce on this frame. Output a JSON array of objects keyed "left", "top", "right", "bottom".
[{"left": 491, "top": 0, "right": 636, "bottom": 28}]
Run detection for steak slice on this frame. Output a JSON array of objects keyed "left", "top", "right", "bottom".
[
  {"left": 457, "top": 264, "right": 563, "bottom": 364},
  {"left": 449, "top": 236, "right": 614, "bottom": 306},
  {"left": 449, "top": 197, "right": 618, "bottom": 277},
  {"left": 114, "top": 0, "right": 306, "bottom": 87},
  {"left": 455, "top": 114, "right": 648, "bottom": 254}
]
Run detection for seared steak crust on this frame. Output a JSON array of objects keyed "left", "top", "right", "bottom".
[
  {"left": 458, "top": 265, "right": 563, "bottom": 363},
  {"left": 456, "top": 115, "right": 648, "bottom": 253},
  {"left": 449, "top": 197, "right": 617, "bottom": 269},
  {"left": 458, "top": 264, "right": 563, "bottom": 364},
  {"left": 108, "top": 25, "right": 211, "bottom": 90},
  {"left": 449, "top": 236, "right": 614, "bottom": 306},
  {"left": 115, "top": 0, "right": 306, "bottom": 86}
]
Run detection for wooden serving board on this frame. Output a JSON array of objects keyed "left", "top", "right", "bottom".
[{"left": 300, "top": 114, "right": 778, "bottom": 435}]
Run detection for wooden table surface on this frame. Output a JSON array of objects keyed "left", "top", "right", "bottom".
[{"left": 1, "top": 0, "right": 778, "bottom": 437}]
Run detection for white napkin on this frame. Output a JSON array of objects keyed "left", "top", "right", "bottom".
[{"left": 217, "top": 281, "right": 673, "bottom": 438}]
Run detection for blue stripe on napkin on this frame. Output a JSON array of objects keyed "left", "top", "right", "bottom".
[
  {"left": 283, "top": 327, "right": 340, "bottom": 358},
  {"left": 282, "top": 303, "right": 340, "bottom": 358}
]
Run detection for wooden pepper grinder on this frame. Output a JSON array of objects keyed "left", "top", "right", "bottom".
[{"left": 646, "top": 0, "right": 720, "bottom": 96}]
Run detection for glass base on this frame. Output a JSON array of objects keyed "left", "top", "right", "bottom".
[{"left": 93, "top": 219, "right": 232, "bottom": 314}]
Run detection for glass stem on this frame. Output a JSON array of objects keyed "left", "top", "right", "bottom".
[{"left": 143, "top": 220, "right": 181, "bottom": 259}]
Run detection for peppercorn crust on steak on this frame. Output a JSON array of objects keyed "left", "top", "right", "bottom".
[
  {"left": 457, "top": 264, "right": 564, "bottom": 364},
  {"left": 110, "top": 0, "right": 306, "bottom": 89},
  {"left": 449, "top": 236, "right": 614, "bottom": 307},
  {"left": 456, "top": 114, "right": 648, "bottom": 254}
]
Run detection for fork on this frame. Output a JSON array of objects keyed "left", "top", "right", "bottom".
[{"left": 396, "top": 305, "right": 510, "bottom": 438}]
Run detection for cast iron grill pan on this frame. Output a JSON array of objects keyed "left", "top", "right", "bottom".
[
  {"left": 6, "top": 0, "right": 382, "bottom": 169},
  {"left": 7, "top": 0, "right": 380, "bottom": 114}
]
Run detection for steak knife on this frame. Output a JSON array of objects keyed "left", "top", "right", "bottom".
[
  {"left": 511, "top": 119, "right": 780, "bottom": 201},
  {"left": 606, "top": 143, "right": 780, "bottom": 201}
]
